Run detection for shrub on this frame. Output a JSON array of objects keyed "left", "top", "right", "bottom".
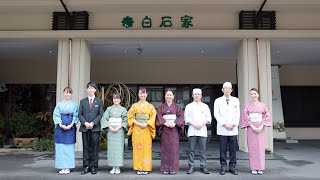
[
  {"left": 10, "top": 111, "right": 54, "bottom": 139},
  {"left": 10, "top": 111, "right": 37, "bottom": 138},
  {"left": 24, "top": 139, "right": 54, "bottom": 152},
  {"left": 35, "top": 112, "right": 54, "bottom": 139}
]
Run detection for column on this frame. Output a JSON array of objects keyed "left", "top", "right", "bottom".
[
  {"left": 237, "top": 38, "right": 273, "bottom": 152},
  {"left": 56, "top": 39, "right": 91, "bottom": 151}
]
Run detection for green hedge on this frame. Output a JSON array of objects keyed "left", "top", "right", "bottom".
[
  {"left": 10, "top": 111, "right": 54, "bottom": 139},
  {"left": 10, "top": 111, "right": 37, "bottom": 138},
  {"left": 24, "top": 139, "right": 54, "bottom": 152}
]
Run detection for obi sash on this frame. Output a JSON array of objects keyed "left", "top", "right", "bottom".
[
  {"left": 249, "top": 113, "right": 263, "bottom": 123},
  {"left": 54, "top": 113, "right": 76, "bottom": 144},
  {"left": 109, "top": 117, "right": 122, "bottom": 128},
  {"left": 135, "top": 113, "right": 149, "bottom": 123},
  {"left": 163, "top": 114, "right": 177, "bottom": 123}
]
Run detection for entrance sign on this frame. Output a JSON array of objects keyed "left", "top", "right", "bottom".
[{"left": 121, "top": 15, "right": 194, "bottom": 29}]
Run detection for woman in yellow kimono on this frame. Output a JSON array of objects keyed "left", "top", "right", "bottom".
[{"left": 128, "top": 87, "right": 156, "bottom": 175}]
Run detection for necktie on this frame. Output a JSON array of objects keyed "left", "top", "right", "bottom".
[
  {"left": 226, "top": 98, "right": 229, "bottom": 105},
  {"left": 90, "top": 99, "right": 93, "bottom": 108}
]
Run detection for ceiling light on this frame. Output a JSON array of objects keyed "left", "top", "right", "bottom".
[
  {"left": 200, "top": 50, "right": 205, "bottom": 53},
  {"left": 272, "top": 50, "right": 280, "bottom": 54},
  {"left": 48, "top": 50, "right": 53, "bottom": 54},
  {"left": 123, "top": 50, "right": 128, "bottom": 53}
]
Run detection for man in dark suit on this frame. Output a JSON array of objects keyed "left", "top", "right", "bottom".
[{"left": 79, "top": 81, "right": 104, "bottom": 175}]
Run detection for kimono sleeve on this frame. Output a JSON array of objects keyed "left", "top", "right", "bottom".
[
  {"left": 175, "top": 104, "right": 185, "bottom": 136},
  {"left": 156, "top": 105, "right": 166, "bottom": 126},
  {"left": 241, "top": 103, "right": 251, "bottom": 128},
  {"left": 175, "top": 104, "right": 185, "bottom": 126},
  {"left": 147, "top": 104, "right": 157, "bottom": 139},
  {"left": 72, "top": 102, "right": 79, "bottom": 124},
  {"left": 121, "top": 107, "right": 128, "bottom": 130},
  {"left": 127, "top": 104, "right": 136, "bottom": 128},
  {"left": 53, "top": 102, "right": 62, "bottom": 125},
  {"left": 262, "top": 104, "right": 272, "bottom": 127},
  {"left": 127, "top": 104, "right": 136, "bottom": 136},
  {"left": 101, "top": 107, "right": 111, "bottom": 130}
]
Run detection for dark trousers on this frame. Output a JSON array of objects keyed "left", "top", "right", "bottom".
[
  {"left": 188, "top": 136, "right": 207, "bottom": 168},
  {"left": 219, "top": 135, "right": 237, "bottom": 171},
  {"left": 82, "top": 130, "right": 100, "bottom": 168}
]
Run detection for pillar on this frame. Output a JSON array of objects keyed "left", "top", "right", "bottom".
[
  {"left": 56, "top": 38, "right": 91, "bottom": 151},
  {"left": 237, "top": 38, "right": 273, "bottom": 152}
]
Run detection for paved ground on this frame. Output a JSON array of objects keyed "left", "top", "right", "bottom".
[{"left": 0, "top": 140, "right": 319, "bottom": 179}]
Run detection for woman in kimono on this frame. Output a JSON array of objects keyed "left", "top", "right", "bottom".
[
  {"left": 53, "top": 87, "right": 78, "bottom": 175},
  {"left": 241, "top": 88, "right": 272, "bottom": 175},
  {"left": 156, "top": 90, "right": 184, "bottom": 175},
  {"left": 101, "top": 93, "right": 128, "bottom": 175},
  {"left": 127, "top": 87, "right": 156, "bottom": 175}
]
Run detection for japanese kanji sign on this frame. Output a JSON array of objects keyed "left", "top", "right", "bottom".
[{"left": 121, "top": 15, "right": 194, "bottom": 29}]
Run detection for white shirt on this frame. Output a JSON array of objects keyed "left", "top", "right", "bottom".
[
  {"left": 214, "top": 95, "right": 240, "bottom": 136},
  {"left": 88, "top": 96, "right": 95, "bottom": 104},
  {"left": 184, "top": 101, "right": 212, "bottom": 137}
]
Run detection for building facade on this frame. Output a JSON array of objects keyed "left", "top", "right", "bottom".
[{"left": 1, "top": 0, "right": 320, "bottom": 152}]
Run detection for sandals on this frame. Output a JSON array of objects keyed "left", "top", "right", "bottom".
[
  {"left": 257, "top": 170, "right": 263, "bottom": 175},
  {"left": 59, "top": 169, "right": 70, "bottom": 175},
  {"left": 252, "top": 170, "right": 263, "bottom": 175},
  {"left": 137, "top": 171, "right": 148, "bottom": 175}
]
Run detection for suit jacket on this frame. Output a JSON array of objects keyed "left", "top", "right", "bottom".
[{"left": 79, "top": 97, "right": 104, "bottom": 132}]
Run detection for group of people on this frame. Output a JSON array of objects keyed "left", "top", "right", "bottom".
[{"left": 53, "top": 81, "right": 272, "bottom": 176}]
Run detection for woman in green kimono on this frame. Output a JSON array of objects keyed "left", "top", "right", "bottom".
[{"left": 101, "top": 93, "right": 128, "bottom": 174}]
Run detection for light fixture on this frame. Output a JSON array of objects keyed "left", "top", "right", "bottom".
[
  {"left": 200, "top": 50, "right": 205, "bottom": 53},
  {"left": 48, "top": 50, "right": 53, "bottom": 54},
  {"left": 123, "top": 50, "right": 128, "bottom": 53},
  {"left": 272, "top": 50, "right": 280, "bottom": 54}
]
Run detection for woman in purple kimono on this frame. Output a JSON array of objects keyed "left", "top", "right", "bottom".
[
  {"left": 241, "top": 88, "right": 272, "bottom": 175},
  {"left": 156, "top": 90, "right": 184, "bottom": 175}
]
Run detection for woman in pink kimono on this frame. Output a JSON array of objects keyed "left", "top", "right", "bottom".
[{"left": 241, "top": 88, "right": 272, "bottom": 175}]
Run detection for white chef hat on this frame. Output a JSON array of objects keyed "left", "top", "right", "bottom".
[
  {"left": 192, "top": 88, "right": 202, "bottom": 94},
  {"left": 223, "top": 82, "right": 232, "bottom": 89}
]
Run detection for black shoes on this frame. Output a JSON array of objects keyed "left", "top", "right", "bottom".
[
  {"left": 229, "top": 169, "right": 238, "bottom": 175},
  {"left": 81, "top": 167, "right": 97, "bottom": 175},
  {"left": 220, "top": 169, "right": 238, "bottom": 175},
  {"left": 91, "top": 167, "right": 97, "bottom": 174},
  {"left": 219, "top": 170, "right": 226, "bottom": 175},
  {"left": 81, "top": 167, "right": 90, "bottom": 175},
  {"left": 187, "top": 167, "right": 194, "bottom": 174},
  {"left": 188, "top": 167, "right": 210, "bottom": 174},
  {"left": 200, "top": 168, "right": 210, "bottom": 174}
]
